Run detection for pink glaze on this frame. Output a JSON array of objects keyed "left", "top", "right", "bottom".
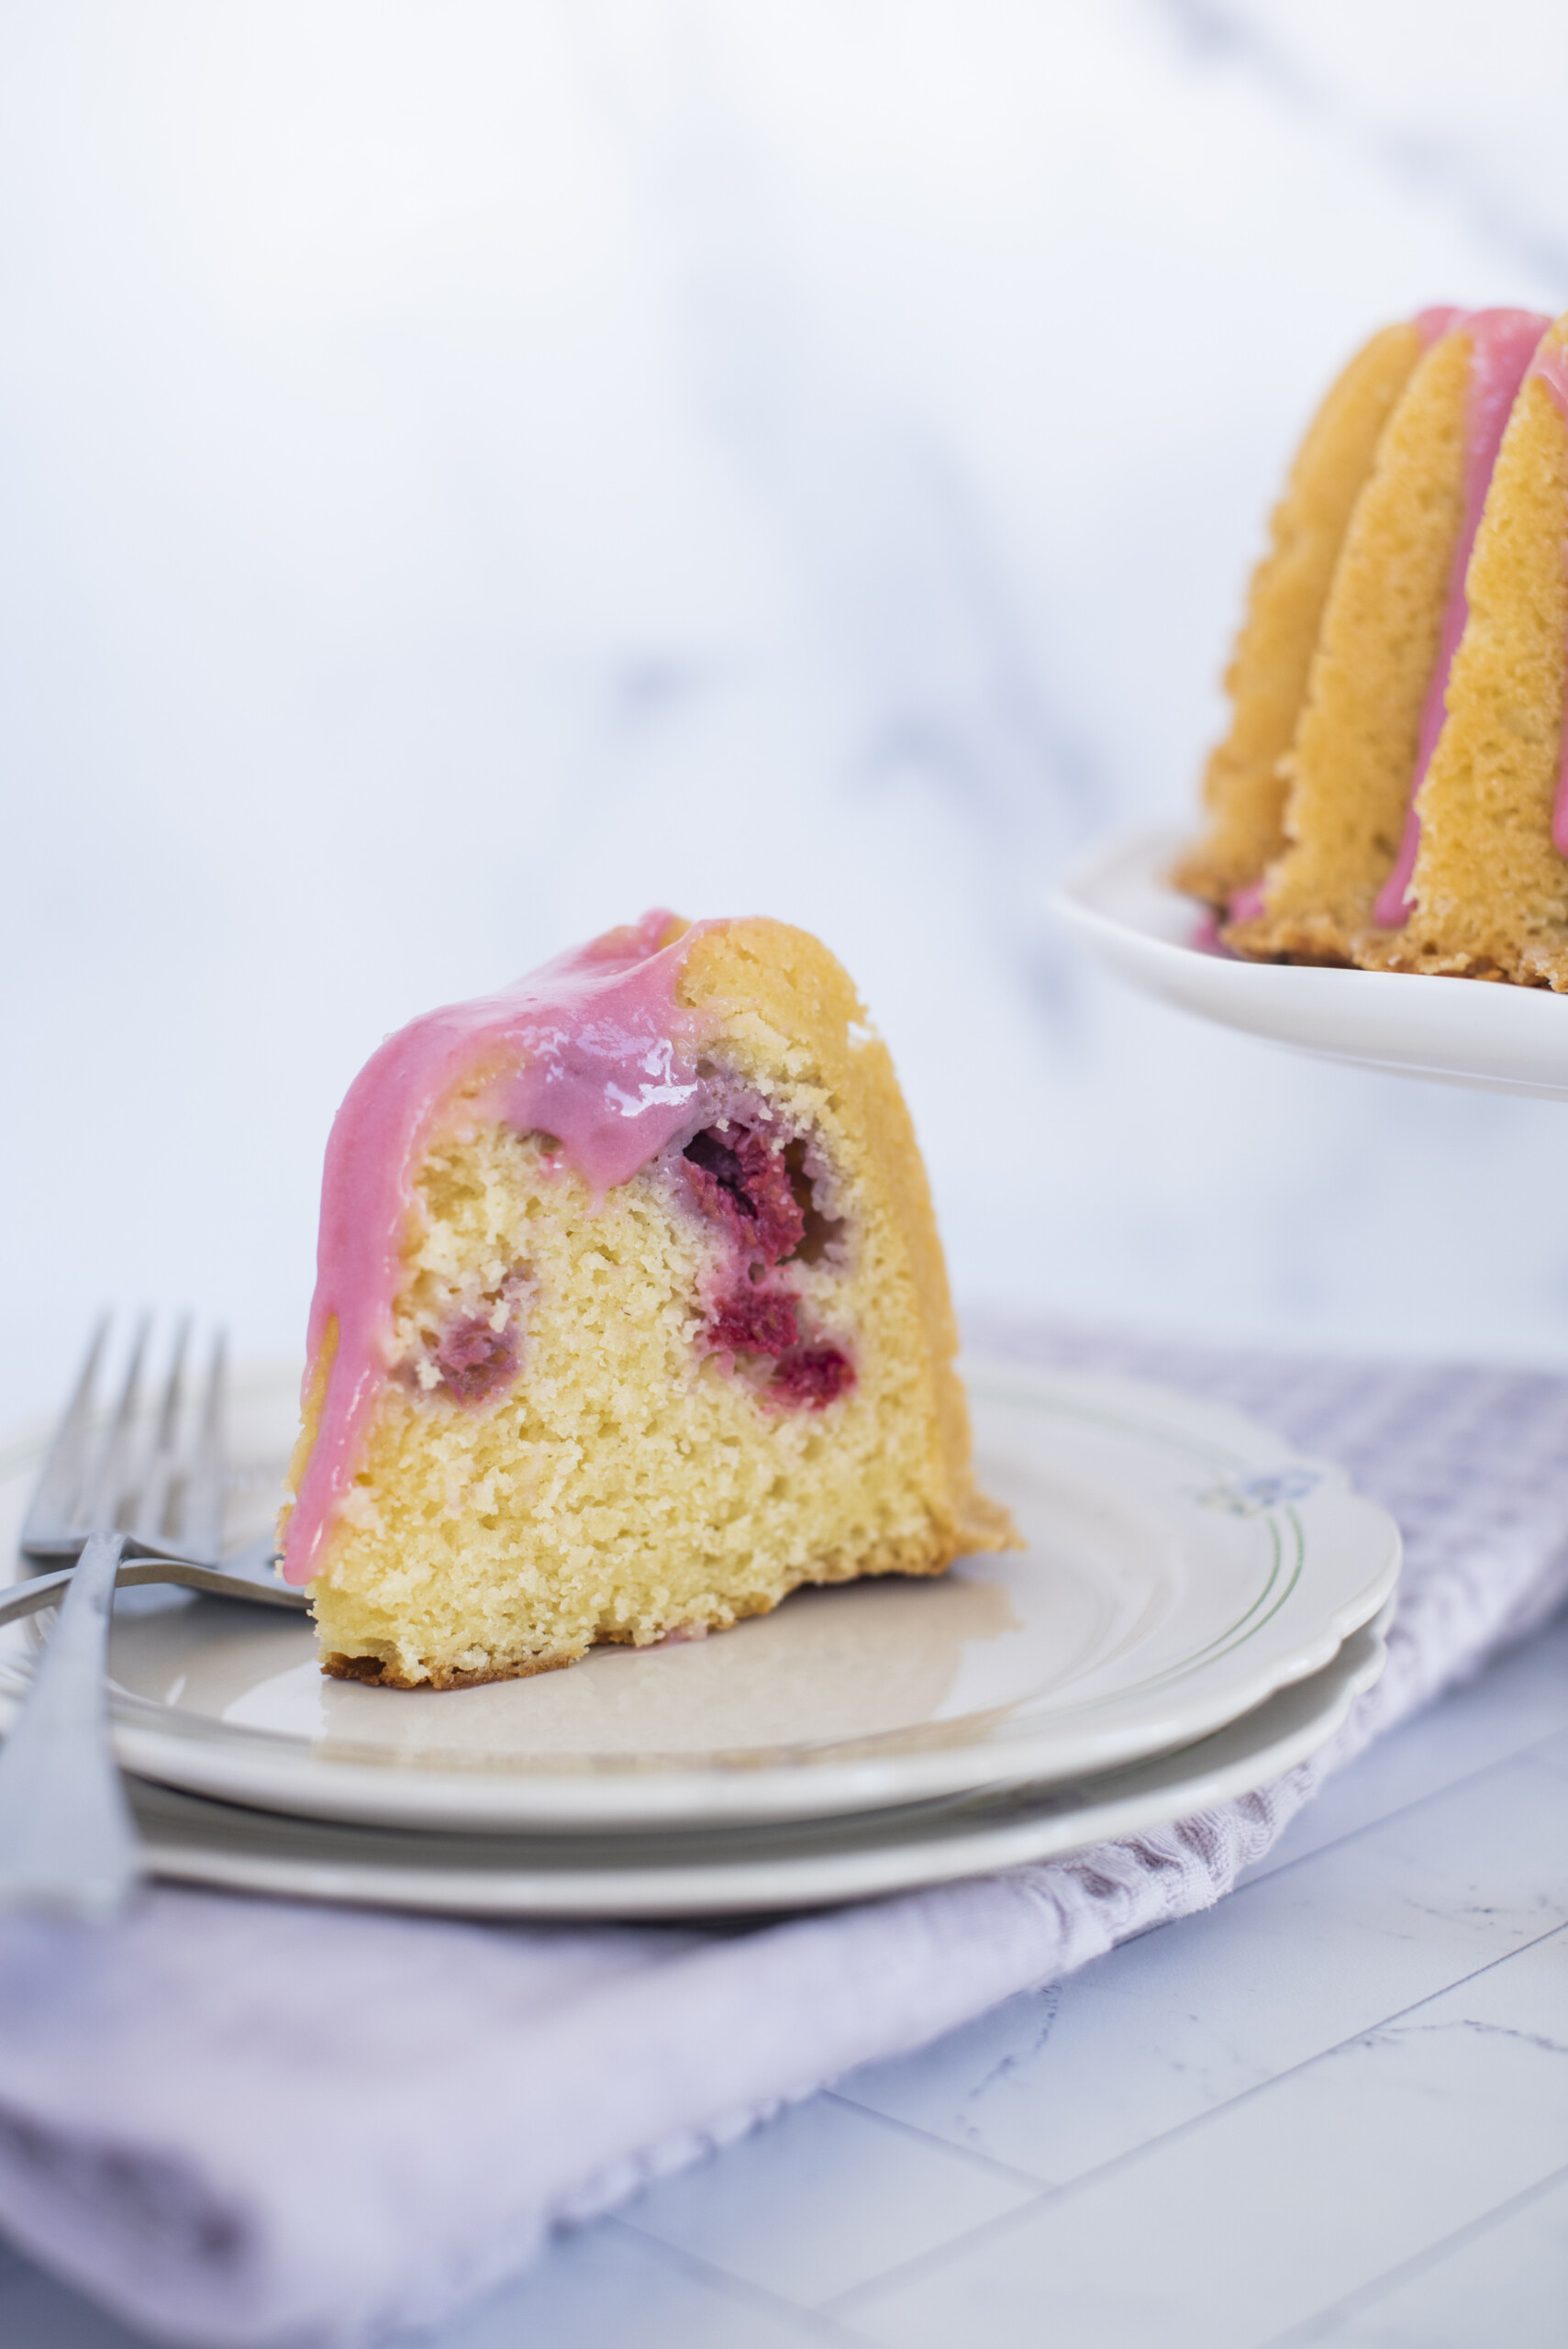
[
  {"left": 1227, "top": 880, "right": 1265, "bottom": 924},
  {"left": 1191, "top": 910, "right": 1237, "bottom": 959},
  {"left": 284, "top": 910, "right": 722, "bottom": 1585},
  {"left": 1527, "top": 340, "right": 1568, "bottom": 856},
  {"left": 1530, "top": 337, "right": 1568, "bottom": 420},
  {"left": 1414, "top": 305, "right": 1464, "bottom": 348},
  {"left": 1373, "top": 307, "right": 1551, "bottom": 928}
]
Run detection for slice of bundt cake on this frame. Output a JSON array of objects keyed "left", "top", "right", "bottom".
[
  {"left": 280, "top": 912, "right": 1016, "bottom": 1688},
  {"left": 1173, "top": 315, "right": 1439, "bottom": 911},
  {"left": 1221, "top": 306, "right": 1550, "bottom": 964}
]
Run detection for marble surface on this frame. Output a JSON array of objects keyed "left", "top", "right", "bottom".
[
  {"left": 11, "top": 3, "right": 1568, "bottom": 1429},
  {"left": 5, "top": 1605, "right": 1564, "bottom": 2347}
]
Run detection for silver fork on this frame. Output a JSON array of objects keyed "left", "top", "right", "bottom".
[
  {"left": 0, "top": 1319, "right": 306, "bottom": 1921},
  {"left": 9, "top": 1314, "right": 310, "bottom": 1602}
]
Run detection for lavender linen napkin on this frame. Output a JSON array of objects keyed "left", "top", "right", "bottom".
[{"left": 2, "top": 1325, "right": 1567, "bottom": 2349}]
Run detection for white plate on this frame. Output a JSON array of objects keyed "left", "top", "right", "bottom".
[
  {"left": 121, "top": 1611, "right": 1390, "bottom": 1917},
  {"left": 0, "top": 1359, "right": 1399, "bottom": 1831},
  {"left": 1054, "top": 826, "right": 1568, "bottom": 1100}
]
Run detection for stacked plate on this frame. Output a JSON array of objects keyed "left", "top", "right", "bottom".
[{"left": 0, "top": 1358, "right": 1400, "bottom": 1918}]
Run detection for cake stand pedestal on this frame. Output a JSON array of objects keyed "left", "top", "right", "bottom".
[{"left": 1053, "top": 828, "right": 1568, "bottom": 1102}]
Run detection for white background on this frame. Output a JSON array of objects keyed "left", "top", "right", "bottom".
[{"left": 9, "top": 0, "right": 1568, "bottom": 1422}]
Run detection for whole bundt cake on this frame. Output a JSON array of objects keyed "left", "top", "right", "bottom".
[{"left": 1180, "top": 304, "right": 1568, "bottom": 988}]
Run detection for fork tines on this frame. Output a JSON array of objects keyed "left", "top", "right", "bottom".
[{"left": 22, "top": 1316, "right": 229, "bottom": 1565}]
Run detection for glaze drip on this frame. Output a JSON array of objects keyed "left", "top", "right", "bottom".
[{"left": 283, "top": 909, "right": 717, "bottom": 1585}]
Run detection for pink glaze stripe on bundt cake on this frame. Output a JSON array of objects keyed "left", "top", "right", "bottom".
[
  {"left": 1370, "top": 308, "right": 1551, "bottom": 930},
  {"left": 1365, "top": 310, "right": 1568, "bottom": 984},
  {"left": 280, "top": 911, "right": 1017, "bottom": 1688}
]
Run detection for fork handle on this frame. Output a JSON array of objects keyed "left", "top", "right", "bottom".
[{"left": 0, "top": 1530, "right": 141, "bottom": 1921}]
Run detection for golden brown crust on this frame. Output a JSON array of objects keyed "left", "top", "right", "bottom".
[
  {"left": 678, "top": 918, "right": 1018, "bottom": 1562},
  {"left": 323, "top": 1647, "right": 579, "bottom": 1690},
  {"left": 1173, "top": 323, "right": 1424, "bottom": 909},
  {"left": 1228, "top": 323, "right": 1471, "bottom": 963}
]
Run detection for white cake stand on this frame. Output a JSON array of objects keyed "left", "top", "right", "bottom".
[{"left": 1053, "top": 828, "right": 1568, "bottom": 1102}]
